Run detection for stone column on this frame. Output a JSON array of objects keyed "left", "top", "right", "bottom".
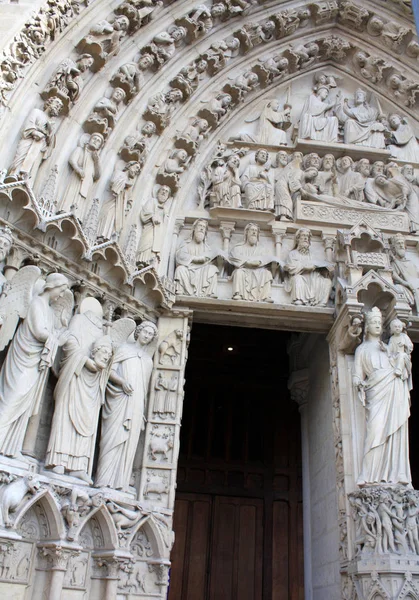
[
  {"left": 288, "top": 368, "right": 312, "bottom": 600},
  {"left": 38, "top": 544, "right": 81, "bottom": 600}
]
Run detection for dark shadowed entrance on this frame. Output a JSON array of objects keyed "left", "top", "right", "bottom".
[{"left": 168, "top": 324, "right": 304, "bottom": 600}]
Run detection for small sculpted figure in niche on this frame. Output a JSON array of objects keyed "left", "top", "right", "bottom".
[
  {"left": 387, "top": 114, "right": 419, "bottom": 163},
  {"left": 399, "top": 164, "right": 419, "bottom": 232},
  {"left": 298, "top": 85, "right": 339, "bottom": 143},
  {"left": 336, "top": 88, "right": 386, "bottom": 148},
  {"left": 64, "top": 132, "right": 104, "bottom": 218},
  {"left": 159, "top": 329, "right": 183, "bottom": 366},
  {"left": 146, "top": 89, "right": 183, "bottom": 131},
  {"left": 316, "top": 154, "right": 336, "bottom": 195},
  {"left": 146, "top": 31, "right": 176, "bottom": 67},
  {"left": 354, "top": 51, "right": 390, "bottom": 84},
  {"left": 211, "top": 155, "right": 242, "bottom": 208},
  {"left": 274, "top": 151, "right": 302, "bottom": 220},
  {"left": 9, "top": 97, "right": 63, "bottom": 180},
  {"left": 230, "top": 223, "right": 274, "bottom": 302},
  {"left": 160, "top": 148, "right": 189, "bottom": 177},
  {"left": 244, "top": 98, "right": 291, "bottom": 146},
  {"left": 182, "top": 117, "right": 209, "bottom": 146},
  {"left": 120, "top": 120, "right": 156, "bottom": 163},
  {"left": 388, "top": 318, "right": 413, "bottom": 383},
  {"left": 43, "top": 54, "right": 94, "bottom": 106},
  {"left": 95, "top": 321, "right": 157, "bottom": 491},
  {"left": 241, "top": 149, "right": 274, "bottom": 211},
  {"left": 0, "top": 272, "right": 72, "bottom": 457},
  {"left": 85, "top": 87, "right": 126, "bottom": 136},
  {"left": 99, "top": 161, "right": 141, "bottom": 240},
  {"left": 284, "top": 228, "right": 333, "bottom": 307},
  {"left": 46, "top": 329, "right": 113, "bottom": 484},
  {"left": 0, "top": 227, "right": 13, "bottom": 295},
  {"left": 389, "top": 233, "right": 419, "bottom": 311},
  {"left": 340, "top": 315, "right": 364, "bottom": 353},
  {"left": 367, "top": 16, "right": 411, "bottom": 52},
  {"left": 171, "top": 60, "right": 207, "bottom": 99},
  {"left": 110, "top": 61, "right": 147, "bottom": 100},
  {"left": 335, "top": 156, "right": 365, "bottom": 201},
  {"left": 209, "top": 92, "right": 232, "bottom": 121},
  {"left": 289, "top": 42, "right": 319, "bottom": 68},
  {"left": 137, "top": 185, "right": 172, "bottom": 265},
  {"left": 175, "top": 219, "right": 219, "bottom": 298},
  {"left": 81, "top": 16, "right": 130, "bottom": 64},
  {"left": 406, "top": 492, "right": 419, "bottom": 553},
  {"left": 353, "top": 307, "right": 412, "bottom": 486}
]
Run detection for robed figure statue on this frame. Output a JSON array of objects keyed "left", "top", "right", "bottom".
[{"left": 353, "top": 307, "right": 412, "bottom": 486}]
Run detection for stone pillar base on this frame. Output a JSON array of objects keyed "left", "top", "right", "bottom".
[{"left": 349, "top": 555, "right": 419, "bottom": 599}]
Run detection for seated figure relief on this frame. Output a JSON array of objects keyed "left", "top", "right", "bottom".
[
  {"left": 336, "top": 88, "right": 387, "bottom": 149},
  {"left": 241, "top": 149, "right": 274, "bottom": 211},
  {"left": 284, "top": 228, "right": 333, "bottom": 307}
]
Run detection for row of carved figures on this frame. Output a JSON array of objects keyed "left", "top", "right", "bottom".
[{"left": 0, "top": 229, "right": 184, "bottom": 492}]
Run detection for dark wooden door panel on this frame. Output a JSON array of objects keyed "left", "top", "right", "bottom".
[{"left": 209, "top": 496, "right": 263, "bottom": 600}]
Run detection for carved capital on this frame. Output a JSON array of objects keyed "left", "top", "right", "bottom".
[
  {"left": 148, "top": 559, "right": 171, "bottom": 586},
  {"left": 288, "top": 369, "right": 309, "bottom": 409},
  {"left": 38, "top": 544, "right": 80, "bottom": 571},
  {"left": 173, "top": 218, "right": 185, "bottom": 237},
  {"left": 219, "top": 220, "right": 235, "bottom": 241}
]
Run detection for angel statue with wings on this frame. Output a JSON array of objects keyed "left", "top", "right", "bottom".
[
  {"left": 0, "top": 270, "right": 73, "bottom": 457},
  {"left": 45, "top": 297, "right": 112, "bottom": 483},
  {"left": 95, "top": 320, "right": 158, "bottom": 492}
]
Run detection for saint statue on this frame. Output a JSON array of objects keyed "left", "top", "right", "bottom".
[
  {"left": 274, "top": 151, "right": 302, "bottom": 220},
  {"left": 246, "top": 99, "right": 291, "bottom": 146},
  {"left": 284, "top": 228, "right": 333, "bottom": 306},
  {"left": 95, "top": 321, "right": 158, "bottom": 491},
  {"left": 389, "top": 233, "right": 419, "bottom": 311},
  {"left": 229, "top": 223, "right": 274, "bottom": 302},
  {"left": 100, "top": 161, "right": 141, "bottom": 239},
  {"left": 0, "top": 272, "right": 72, "bottom": 457},
  {"left": 9, "top": 97, "right": 63, "bottom": 181},
  {"left": 175, "top": 219, "right": 219, "bottom": 297},
  {"left": 298, "top": 85, "right": 339, "bottom": 143},
  {"left": 353, "top": 307, "right": 412, "bottom": 486},
  {"left": 45, "top": 307, "right": 112, "bottom": 483},
  {"left": 336, "top": 89, "right": 386, "bottom": 148},
  {"left": 137, "top": 185, "right": 172, "bottom": 265},
  {"left": 241, "top": 149, "right": 274, "bottom": 210},
  {"left": 211, "top": 156, "right": 242, "bottom": 208},
  {"left": 387, "top": 114, "right": 419, "bottom": 163},
  {"left": 335, "top": 156, "right": 365, "bottom": 202},
  {"left": 63, "top": 132, "right": 104, "bottom": 219}
]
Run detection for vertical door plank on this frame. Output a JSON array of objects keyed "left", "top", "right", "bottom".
[
  {"left": 185, "top": 499, "right": 212, "bottom": 599},
  {"left": 272, "top": 500, "right": 289, "bottom": 600},
  {"left": 168, "top": 498, "right": 190, "bottom": 600}
]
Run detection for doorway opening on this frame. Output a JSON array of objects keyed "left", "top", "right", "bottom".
[{"left": 168, "top": 324, "right": 304, "bottom": 600}]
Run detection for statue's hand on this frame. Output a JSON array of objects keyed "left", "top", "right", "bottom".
[
  {"left": 123, "top": 419, "right": 131, "bottom": 431},
  {"left": 353, "top": 376, "right": 363, "bottom": 389},
  {"left": 122, "top": 381, "right": 134, "bottom": 395}
]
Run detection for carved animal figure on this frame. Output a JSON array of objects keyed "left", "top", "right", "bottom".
[
  {"left": 0, "top": 475, "right": 40, "bottom": 527},
  {"left": 149, "top": 431, "right": 173, "bottom": 460},
  {"left": 143, "top": 475, "right": 169, "bottom": 499}
]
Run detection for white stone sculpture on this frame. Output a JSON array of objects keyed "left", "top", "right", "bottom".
[
  {"left": 388, "top": 318, "right": 413, "bottom": 383},
  {"left": 274, "top": 151, "right": 302, "bottom": 220},
  {"left": 335, "top": 155, "right": 365, "bottom": 201},
  {"left": 336, "top": 89, "right": 387, "bottom": 148},
  {"left": 229, "top": 223, "right": 274, "bottom": 302},
  {"left": 389, "top": 233, "right": 419, "bottom": 311},
  {"left": 241, "top": 149, "right": 274, "bottom": 211},
  {"left": 154, "top": 372, "right": 177, "bottom": 418},
  {"left": 137, "top": 185, "right": 172, "bottom": 265},
  {"left": 400, "top": 164, "right": 419, "bottom": 233},
  {"left": 388, "top": 114, "right": 419, "bottom": 163},
  {"left": 364, "top": 160, "right": 385, "bottom": 204},
  {"left": 78, "top": 16, "right": 130, "bottom": 68},
  {"left": 45, "top": 307, "right": 113, "bottom": 483},
  {"left": 246, "top": 98, "right": 291, "bottom": 145},
  {"left": 364, "top": 172, "right": 408, "bottom": 209},
  {"left": 316, "top": 154, "right": 336, "bottom": 195},
  {"left": 175, "top": 219, "right": 219, "bottom": 297},
  {"left": 95, "top": 321, "right": 157, "bottom": 491},
  {"left": 64, "top": 132, "right": 104, "bottom": 218},
  {"left": 0, "top": 271, "right": 72, "bottom": 457},
  {"left": 9, "top": 97, "right": 63, "bottom": 180},
  {"left": 158, "top": 329, "right": 183, "bottom": 366},
  {"left": 0, "top": 475, "right": 40, "bottom": 528},
  {"left": 298, "top": 85, "right": 339, "bottom": 142},
  {"left": 0, "top": 226, "right": 13, "bottom": 294},
  {"left": 85, "top": 87, "right": 126, "bottom": 137},
  {"left": 43, "top": 55, "right": 94, "bottom": 107},
  {"left": 211, "top": 155, "right": 242, "bottom": 208},
  {"left": 284, "top": 228, "right": 333, "bottom": 306},
  {"left": 100, "top": 161, "right": 141, "bottom": 239},
  {"left": 353, "top": 307, "right": 412, "bottom": 486}
]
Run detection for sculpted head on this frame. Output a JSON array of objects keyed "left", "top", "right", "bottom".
[
  {"left": 388, "top": 113, "right": 402, "bottom": 130},
  {"left": 127, "top": 161, "right": 141, "bottom": 177},
  {"left": 356, "top": 158, "right": 370, "bottom": 177},
  {"left": 390, "top": 233, "right": 406, "bottom": 258},
  {"left": 44, "top": 96, "right": 64, "bottom": 117},
  {"left": 322, "top": 154, "right": 335, "bottom": 171},
  {"left": 244, "top": 223, "right": 260, "bottom": 247},
  {"left": 276, "top": 151, "right": 289, "bottom": 167},
  {"left": 142, "top": 121, "right": 156, "bottom": 137},
  {"left": 364, "top": 306, "right": 382, "bottom": 338},
  {"left": 0, "top": 226, "right": 13, "bottom": 262},
  {"left": 227, "top": 154, "right": 240, "bottom": 169},
  {"left": 135, "top": 320, "right": 158, "bottom": 346},
  {"left": 111, "top": 87, "right": 126, "bottom": 104},
  {"left": 371, "top": 161, "right": 385, "bottom": 177},
  {"left": 192, "top": 219, "right": 208, "bottom": 243},
  {"left": 156, "top": 185, "right": 171, "bottom": 204},
  {"left": 295, "top": 227, "right": 311, "bottom": 251},
  {"left": 375, "top": 174, "right": 387, "bottom": 188},
  {"left": 401, "top": 164, "right": 414, "bottom": 181},
  {"left": 77, "top": 54, "right": 94, "bottom": 72},
  {"left": 355, "top": 88, "right": 367, "bottom": 105},
  {"left": 138, "top": 53, "right": 154, "bottom": 70},
  {"left": 114, "top": 15, "right": 129, "bottom": 31},
  {"left": 303, "top": 153, "right": 321, "bottom": 170},
  {"left": 88, "top": 132, "right": 104, "bottom": 151},
  {"left": 211, "top": 3, "right": 226, "bottom": 16},
  {"left": 337, "top": 156, "right": 353, "bottom": 172},
  {"left": 91, "top": 336, "right": 113, "bottom": 369},
  {"left": 304, "top": 167, "right": 318, "bottom": 181},
  {"left": 317, "top": 86, "right": 329, "bottom": 101},
  {"left": 255, "top": 149, "right": 269, "bottom": 165},
  {"left": 43, "top": 272, "right": 69, "bottom": 301},
  {"left": 390, "top": 318, "right": 405, "bottom": 335}
]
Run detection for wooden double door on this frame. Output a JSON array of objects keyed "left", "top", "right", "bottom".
[{"left": 168, "top": 324, "right": 305, "bottom": 600}]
